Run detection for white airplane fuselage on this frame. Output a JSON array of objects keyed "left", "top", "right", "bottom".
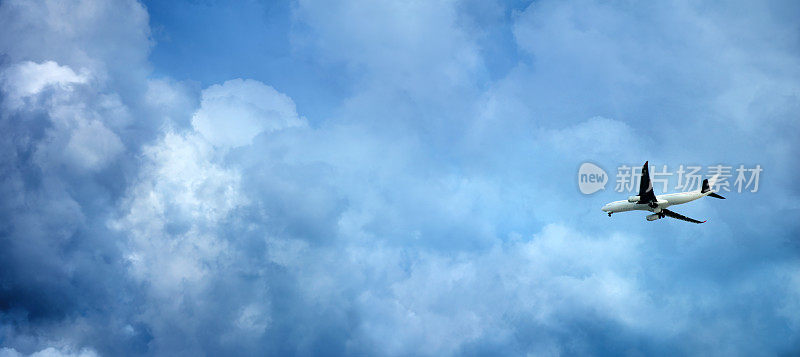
[
  {"left": 603, "top": 161, "right": 723, "bottom": 223},
  {"left": 602, "top": 190, "right": 711, "bottom": 215}
]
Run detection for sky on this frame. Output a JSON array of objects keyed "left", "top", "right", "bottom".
[{"left": 0, "top": 0, "right": 799, "bottom": 356}]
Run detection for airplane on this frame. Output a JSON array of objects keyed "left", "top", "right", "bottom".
[{"left": 601, "top": 161, "right": 725, "bottom": 223}]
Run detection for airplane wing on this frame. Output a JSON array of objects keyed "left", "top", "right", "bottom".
[
  {"left": 637, "top": 161, "right": 658, "bottom": 204},
  {"left": 661, "top": 209, "right": 706, "bottom": 224}
]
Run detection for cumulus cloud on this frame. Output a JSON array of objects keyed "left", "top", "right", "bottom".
[
  {"left": 0, "top": 346, "right": 98, "bottom": 357},
  {"left": 1, "top": 60, "right": 125, "bottom": 172},
  {"left": 191, "top": 78, "right": 306, "bottom": 148},
  {"left": 294, "top": 0, "right": 483, "bottom": 90},
  {"left": 0, "top": 0, "right": 151, "bottom": 91},
  {"left": 1, "top": 0, "right": 799, "bottom": 356},
  {"left": 114, "top": 130, "right": 243, "bottom": 292},
  {"left": 0, "top": 61, "right": 88, "bottom": 108},
  {"left": 0, "top": 1, "right": 154, "bottom": 355},
  {"left": 107, "top": 75, "right": 313, "bottom": 353}
]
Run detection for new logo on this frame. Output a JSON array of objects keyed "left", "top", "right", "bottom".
[{"left": 578, "top": 162, "right": 608, "bottom": 194}]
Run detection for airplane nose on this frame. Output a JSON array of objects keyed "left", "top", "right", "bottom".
[{"left": 601, "top": 204, "right": 610, "bottom": 212}]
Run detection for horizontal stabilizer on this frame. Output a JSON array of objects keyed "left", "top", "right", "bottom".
[{"left": 708, "top": 192, "right": 725, "bottom": 199}]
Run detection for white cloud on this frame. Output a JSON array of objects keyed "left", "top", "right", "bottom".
[
  {"left": 1, "top": 0, "right": 799, "bottom": 355},
  {"left": 0, "top": 60, "right": 125, "bottom": 172},
  {"left": 29, "top": 347, "right": 97, "bottom": 357},
  {"left": 539, "top": 116, "right": 650, "bottom": 161},
  {"left": 109, "top": 78, "right": 303, "bottom": 351},
  {"left": 0, "top": 348, "right": 22, "bottom": 357},
  {"left": 0, "top": 61, "right": 88, "bottom": 109},
  {"left": 294, "top": 0, "right": 484, "bottom": 97},
  {"left": 192, "top": 79, "right": 306, "bottom": 148},
  {"left": 114, "top": 129, "right": 243, "bottom": 295},
  {"left": 63, "top": 118, "right": 124, "bottom": 171},
  {"left": 108, "top": 127, "right": 246, "bottom": 353},
  {"left": 145, "top": 78, "right": 199, "bottom": 128},
  {"left": 0, "top": 347, "right": 98, "bottom": 357},
  {"left": 0, "top": 0, "right": 151, "bottom": 86},
  {"left": 235, "top": 304, "right": 271, "bottom": 333},
  {"left": 291, "top": 223, "right": 654, "bottom": 355}
]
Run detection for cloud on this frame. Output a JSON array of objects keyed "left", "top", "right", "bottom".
[
  {"left": 114, "top": 129, "right": 243, "bottom": 292},
  {"left": 108, "top": 76, "right": 313, "bottom": 354},
  {"left": 0, "top": 61, "right": 88, "bottom": 108},
  {"left": 540, "top": 116, "right": 649, "bottom": 161},
  {"left": 509, "top": 0, "right": 800, "bottom": 155},
  {"left": 0, "top": 1, "right": 155, "bottom": 355},
  {"left": 0, "top": 0, "right": 799, "bottom": 356},
  {"left": 0, "top": 0, "right": 151, "bottom": 90},
  {"left": 191, "top": 78, "right": 306, "bottom": 148},
  {"left": 1, "top": 60, "right": 125, "bottom": 172},
  {"left": 294, "top": 0, "right": 483, "bottom": 90},
  {"left": 0, "top": 347, "right": 98, "bottom": 357}
]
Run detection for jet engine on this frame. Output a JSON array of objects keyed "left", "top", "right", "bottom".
[
  {"left": 627, "top": 195, "right": 640, "bottom": 203},
  {"left": 646, "top": 213, "right": 662, "bottom": 221}
]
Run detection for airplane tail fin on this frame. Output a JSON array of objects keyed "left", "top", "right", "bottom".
[{"left": 701, "top": 178, "right": 726, "bottom": 199}]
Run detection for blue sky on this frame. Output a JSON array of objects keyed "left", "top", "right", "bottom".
[{"left": 0, "top": 0, "right": 799, "bottom": 356}]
